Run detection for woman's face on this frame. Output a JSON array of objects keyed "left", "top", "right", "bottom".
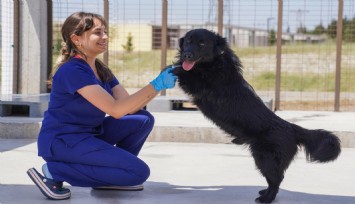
[{"left": 75, "top": 18, "right": 108, "bottom": 58}]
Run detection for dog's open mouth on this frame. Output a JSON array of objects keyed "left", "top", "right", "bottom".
[
  {"left": 182, "top": 58, "right": 201, "bottom": 71},
  {"left": 182, "top": 60, "right": 196, "bottom": 71}
]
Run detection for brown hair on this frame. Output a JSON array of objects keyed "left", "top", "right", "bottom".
[{"left": 49, "top": 12, "right": 114, "bottom": 86}]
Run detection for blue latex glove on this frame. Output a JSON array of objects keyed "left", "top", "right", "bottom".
[{"left": 150, "top": 66, "right": 177, "bottom": 92}]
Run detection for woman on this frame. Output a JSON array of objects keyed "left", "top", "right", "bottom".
[{"left": 27, "top": 12, "right": 177, "bottom": 200}]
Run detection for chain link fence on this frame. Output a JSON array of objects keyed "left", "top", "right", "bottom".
[{"left": 1, "top": 0, "right": 354, "bottom": 111}]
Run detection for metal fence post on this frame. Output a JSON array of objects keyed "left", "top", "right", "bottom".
[
  {"left": 13, "top": 0, "right": 20, "bottom": 93},
  {"left": 334, "top": 0, "right": 343, "bottom": 112},
  {"left": 160, "top": 0, "right": 168, "bottom": 96},
  {"left": 103, "top": 0, "right": 109, "bottom": 66},
  {"left": 274, "top": 0, "right": 283, "bottom": 111},
  {"left": 46, "top": 0, "right": 53, "bottom": 93},
  {"left": 218, "top": 0, "right": 223, "bottom": 35}
]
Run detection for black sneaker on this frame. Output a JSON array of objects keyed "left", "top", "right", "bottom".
[
  {"left": 93, "top": 184, "right": 144, "bottom": 191},
  {"left": 27, "top": 168, "right": 71, "bottom": 200}
]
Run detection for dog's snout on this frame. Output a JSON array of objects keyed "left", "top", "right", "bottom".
[{"left": 182, "top": 52, "right": 194, "bottom": 60}]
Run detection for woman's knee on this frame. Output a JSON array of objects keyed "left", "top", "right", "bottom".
[
  {"left": 110, "top": 160, "right": 150, "bottom": 185},
  {"left": 137, "top": 110, "right": 155, "bottom": 130},
  {"left": 134, "top": 161, "right": 150, "bottom": 184},
  {"left": 139, "top": 110, "right": 155, "bottom": 124}
]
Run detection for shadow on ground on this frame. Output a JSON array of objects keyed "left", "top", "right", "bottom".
[
  {"left": 0, "top": 139, "right": 36, "bottom": 152},
  {"left": 1, "top": 181, "right": 354, "bottom": 204}
]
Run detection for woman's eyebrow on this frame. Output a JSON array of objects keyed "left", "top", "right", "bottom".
[
  {"left": 92, "top": 25, "right": 106, "bottom": 31},
  {"left": 93, "top": 27, "right": 102, "bottom": 31}
]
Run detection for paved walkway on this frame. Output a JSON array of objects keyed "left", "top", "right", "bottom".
[
  {"left": 1, "top": 140, "right": 355, "bottom": 204},
  {"left": 1, "top": 110, "right": 355, "bottom": 203}
]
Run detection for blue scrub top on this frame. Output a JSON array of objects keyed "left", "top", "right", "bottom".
[{"left": 38, "top": 57, "right": 119, "bottom": 157}]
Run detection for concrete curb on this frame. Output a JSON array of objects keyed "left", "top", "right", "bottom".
[
  {"left": 0, "top": 118, "right": 42, "bottom": 139},
  {"left": 1, "top": 113, "right": 355, "bottom": 148}
]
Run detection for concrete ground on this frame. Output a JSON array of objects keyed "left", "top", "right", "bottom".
[
  {"left": 1, "top": 141, "right": 355, "bottom": 204},
  {"left": 1, "top": 110, "right": 355, "bottom": 203}
]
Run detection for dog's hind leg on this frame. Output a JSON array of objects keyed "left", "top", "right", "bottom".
[{"left": 253, "top": 154, "right": 285, "bottom": 203}]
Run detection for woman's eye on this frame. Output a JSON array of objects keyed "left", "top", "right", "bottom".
[{"left": 94, "top": 30, "right": 107, "bottom": 36}]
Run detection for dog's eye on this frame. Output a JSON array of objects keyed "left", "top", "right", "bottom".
[{"left": 199, "top": 42, "right": 205, "bottom": 47}]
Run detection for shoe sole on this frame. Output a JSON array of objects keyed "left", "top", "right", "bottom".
[
  {"left": 27, "top": 168, "right": 71, "bottom": 200},
  {"left": 93, "top": 185, "right": 144, "bottom": 191}
]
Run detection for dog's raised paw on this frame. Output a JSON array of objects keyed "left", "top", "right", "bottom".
[{"left": 231, "top": 138, "right": 244, "bottom": 145}]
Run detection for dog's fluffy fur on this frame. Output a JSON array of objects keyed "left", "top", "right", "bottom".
[{"left": 172, "top": 29, "right": 341, "bottom": 203}]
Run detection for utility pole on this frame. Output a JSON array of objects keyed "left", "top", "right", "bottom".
[{"left": 290, "top": 9, "right": 309, "bottom": 33}]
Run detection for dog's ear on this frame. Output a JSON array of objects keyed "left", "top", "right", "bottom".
[
  {"left": 216, "top": 35, "right": 227, "bottom": 55},
  {"left": 178, "top": 37, "right": 184, "bottom": 50}
]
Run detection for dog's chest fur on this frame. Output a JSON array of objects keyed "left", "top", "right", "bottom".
[
  {"left": 177, "top": 64, "right": 245, "bottom": 124},
  {"left": 175, "top": 61, "right": 275, "bottom": 139}
]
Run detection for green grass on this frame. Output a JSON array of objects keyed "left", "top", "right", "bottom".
[
  {"left": 49, "top": 41, "right": 355, "bottom": 91},
  {"left": 52, "top": 50, "right": 180, "bottom": 72},
  {"left": 233, "top": 41, "right": 355, "bottom": 57},
  {"left": 249, "top": 68, "right": 355, "bottom": 92},
  {"left": 232, "top": 45, "right": 276, "bottom": 57}
]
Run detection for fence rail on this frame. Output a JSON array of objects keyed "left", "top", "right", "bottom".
[{"left": 0, "top": 0, "right": 354, "bottom": 111}]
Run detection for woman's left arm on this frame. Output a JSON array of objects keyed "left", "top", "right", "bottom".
[
  {"left": 112, "top": 84, "right": 155, "bottom": 114},
  {"left": 112, "top": 84, "right": 129, "bottom": 100}
]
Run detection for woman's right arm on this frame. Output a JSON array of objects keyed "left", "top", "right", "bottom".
[
  {"left": 77, "top": 66, "right": 177, "bottom": 119},
  {"left": 78, "top": 83, "right": 157, "bottom": 119}
]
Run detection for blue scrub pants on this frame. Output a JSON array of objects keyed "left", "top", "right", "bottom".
[{"left": 43, "top": 110, "right": 154, "bottom": 187}]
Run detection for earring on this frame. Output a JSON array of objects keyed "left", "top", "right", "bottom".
[{"left": 75, "top": 42, "right": 81, "bottom": 48}]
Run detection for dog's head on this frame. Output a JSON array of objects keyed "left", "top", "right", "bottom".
[{"left": 178, "top": 29, "right": 227, "bottom": 71}]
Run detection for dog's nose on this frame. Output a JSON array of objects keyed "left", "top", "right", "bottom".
[{"left": 182, "top": 52, "right": 194, "bottom": 60}]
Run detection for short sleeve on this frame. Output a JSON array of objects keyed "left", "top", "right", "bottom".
[
  {"left": 53, "top": 60, "right": 97, "bottom": 94},
  {"left": 108, "top": 76, "right": 119, "bottom": 88}
]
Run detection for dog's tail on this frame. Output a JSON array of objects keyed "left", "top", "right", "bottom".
[{"left": 293, "top": 124, "right": 341, "bottom": 162}]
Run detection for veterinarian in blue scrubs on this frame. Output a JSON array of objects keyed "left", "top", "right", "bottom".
[{"left": 27, "top": 12, "right": 177, "bottom": 200}]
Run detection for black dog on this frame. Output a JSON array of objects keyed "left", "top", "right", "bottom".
[{"left": 172, "top": 29, "right": 341, "bottom": 203}]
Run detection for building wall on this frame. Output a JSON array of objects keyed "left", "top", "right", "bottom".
[
  {"left": 231, "top": 29, "right": 250, "bottom": 48},
  {"left": 19, "top": 0, "right": 49, "bottom": 94},
  {"left": 109, "top": 24, "right": 153, "bottom": 52},
  {"left": 230, "top": 28, "right": 268, "bottom": 48},
  {"left": 1, "top": 0, "right": 14, "bottom": 94}
]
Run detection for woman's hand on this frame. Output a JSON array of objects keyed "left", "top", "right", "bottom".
[{"left": 150, "top": 67, "right": 177, "bottom": 92}]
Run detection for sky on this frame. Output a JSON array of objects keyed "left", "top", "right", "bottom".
[{"left": 51, "top": 0, "right": 355, "bottom": 33}]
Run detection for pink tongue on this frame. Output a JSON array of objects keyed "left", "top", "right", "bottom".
[{"left": 182, "top": 61, "right": 196, "bottom": 71}]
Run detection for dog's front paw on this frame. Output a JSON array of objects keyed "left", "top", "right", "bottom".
[
  {"left": 258, "top": 188, "right": 267, "bottom": 195},
  {"left": 255, "top": 195, "right": 274, "bottom": 203},
  {"left": 171, "top": 65, "right": 184, "bottom": 76},
  {"left": 255, "top": 188, "right": 277, "bottom": 203},
  {"left": 231, "top": 138, "right": 244, "bottom": 145}
]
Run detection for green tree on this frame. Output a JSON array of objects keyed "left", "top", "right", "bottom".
[
  {"left": 344, "top": 18, "right": 355, "bottom": 42},
  {"left": 327, "top": 19, "right": 337, "bottom": 39},
  {"left": 268, "top": 29, "right": 276, "bottom": 46},
  {"left": 296, "top": 25, "right": 307, "bottom": 34},
  {"left": 122, "top": 32, "right": 134, "bottom": 53},
  {"left": 326, "top": 17, "right": 355, "bottom": 42},
  {"left": 312, "top": 23, "right": 326, "bottom": 35}
]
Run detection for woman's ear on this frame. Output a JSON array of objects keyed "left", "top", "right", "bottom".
[
  {"left": 178, "top": 37, "right": 185, "bottom": 50},
  {"left": 70, "top": 34, "right": 81, "bottom": 47}
]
